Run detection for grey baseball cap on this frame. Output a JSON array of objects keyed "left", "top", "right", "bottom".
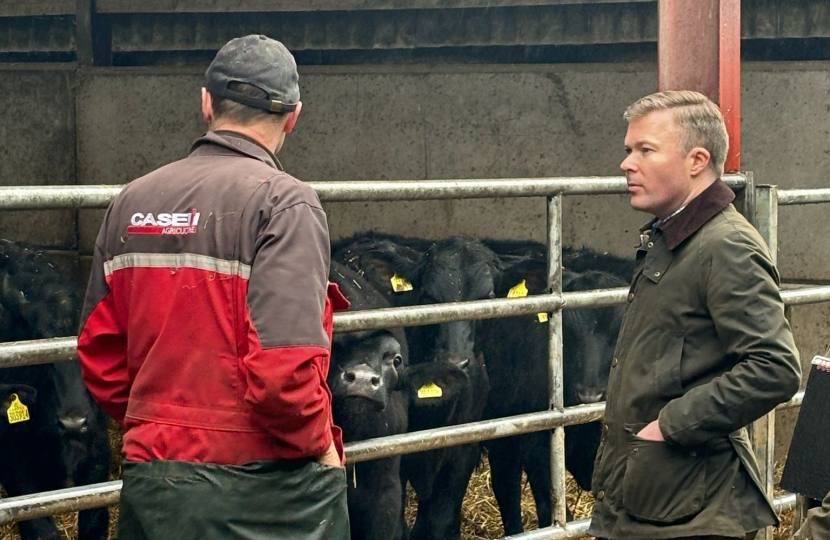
[{"left": 205, "top": 34, "right": 300, "bottom": 113}]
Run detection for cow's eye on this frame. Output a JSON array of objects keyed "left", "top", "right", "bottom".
[{"left": 392, "top": 354, "right": 403, "bottom": 367}]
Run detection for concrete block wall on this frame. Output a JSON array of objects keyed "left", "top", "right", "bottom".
[{"left": 1, "top": 61, "right": 829, "bottom": 459}]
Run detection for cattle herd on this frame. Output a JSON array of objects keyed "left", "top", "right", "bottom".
[{"left": 0, "top": 233, "right": 633, "bottom": 540}]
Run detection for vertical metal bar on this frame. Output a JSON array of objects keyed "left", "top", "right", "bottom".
[
  {"left": 752, "top": 184, "right": 779, "bottom": 540},
  {"left": 547, "top": 194, "right": 567, "bottom": 526},
  {"left": 736, "top": 172, "right": 755, "bottom": 221},
  {"left": 792, "top": 494, "right": 809, "bottom": 540},
  {"left": 754, "top": 185, "right": 779, "bottom": 264}
]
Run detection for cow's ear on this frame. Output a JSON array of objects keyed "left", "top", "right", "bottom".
[
  {"left": 2, "top": 384, "right": 37, "bottom": 408},
  {"left": 361, "top": 241, "right": 424, "bottom": 287},
  {"left": 497, "top": 256, "right": 547, "bottom": 296},
  {"left": 0, "top": 273, "right": 28, "bottom": 313}
]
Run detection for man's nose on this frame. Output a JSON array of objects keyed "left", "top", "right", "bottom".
[{"left": 621, "top": 154, "right": 634, "bottom": 172}]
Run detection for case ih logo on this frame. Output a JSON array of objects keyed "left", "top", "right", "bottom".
[{"left": 127, "top": 210, "right": 201, "bottom": 235}]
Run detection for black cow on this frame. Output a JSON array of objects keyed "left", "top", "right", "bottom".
[
  {"left": 479, "top": 256, "right": 627, "bottom": 535},
  {"left": 338, "top": 233, "right": 629, "bottom": 536},
  {"left": 482, "top": 238, "right": 635, "bottom": 283},
  {"left": 328, "top": 261, "right": 409, "bottom": 540},
  {"left": 335, "top": 235, "right": 491, "bottom": 540},
  {"left": 0, "top": 240, "right": 110, "bottom": 540}
]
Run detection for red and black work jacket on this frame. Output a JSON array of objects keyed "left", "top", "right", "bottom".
[{"left": 78, "top": 131, "right": 349, "bottom": 465}]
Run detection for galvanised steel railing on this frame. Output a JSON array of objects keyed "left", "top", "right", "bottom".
[{"left": 0, "top": 174, "right": 824, "bottom": 540}]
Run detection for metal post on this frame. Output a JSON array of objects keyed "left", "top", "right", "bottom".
[
  {"left": 792, "top": 495, "right": 810, "bottom": 540},
  {"left": 547, "top": 194, "right": 567, "bottom": 526},
  {"left": 752, "top": 184, "right": 779, "bottom": 540},
  {"left": 658, "top": 0, "right": 741, "bottom": 172},
  {"left": 736, "top": 171, "right": 755, "bottom": 221}
]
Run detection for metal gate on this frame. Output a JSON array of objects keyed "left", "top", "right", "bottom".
[{"left": 0, "top": 175, "right": 827, "bottom": 540}]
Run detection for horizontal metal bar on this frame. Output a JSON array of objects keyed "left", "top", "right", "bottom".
[
  {"left": 0, "top": 337, "right": 79, "bottom": 368},
  {"left": 503, "top": 519, "right": 590, "bottom": 540},
  {"left": 0, "top": 481, "right": 122, "bottom": 524},
  {"left": 0, "top": 403, "right": 604, "bottom": 524},
  {"left": 0, "top": 483, "right": 797, "bottom": 536},
  {"left": 335, "top": 288, "right": 627, "bottom": 332},
  {"left": 777, "top": 390, "right": 804, "bottom": 410},
  {"left": 505, "top": 492, "right": 797, "bottom": 540},
  {"left": 0, "top": 391, "right": 801, "bottom": 525},
  {"left": 0, "top": 175, "right": 746, "bottom": 210},
  {"left": 777, "top": 188, "right": 830, "bottom": 206},
  {"left": 3, "top": 284, "right": 826, "bottom": 369},
  {"left": 0, "top": 289, "right": 629, "bottom": 369},
  {"left": 780, "top": 286, "right": 830, "bottom": 306},
  {"left": 347, "top": 402, "right": 605, "bottom": 463},
  {"left": 0, "top": 186, "right": 123, "bottom": 211}
]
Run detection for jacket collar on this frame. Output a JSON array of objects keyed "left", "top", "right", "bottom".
[
  {"left": 190, "top": 130, "right": 284, "bottom": 171},
  {"left": 639, "top": 178, "right": 736, "bottom": 251}
]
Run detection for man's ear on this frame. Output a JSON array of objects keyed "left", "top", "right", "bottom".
[
  {"left": 201, "top": 88, "right": 214, "bottom": 125},
  {"left": 284, "top": 101, "right": 303, "bottom": 134},
  {"left": 689, "top": 146, "right": 712, "bottom": 177}
]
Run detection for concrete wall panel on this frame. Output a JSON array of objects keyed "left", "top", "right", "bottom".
[
  {"left": 742, "top": 66, "right": 830, "bottom": 281},
  {"left": 0, "top": 67, "right": 76, "bottom": 247},
  {"left": 75, "top": 70, "right": 204, "bottom": 251},
  {"left": 0, "top": 60, "right": 828, "bottom": 463}
]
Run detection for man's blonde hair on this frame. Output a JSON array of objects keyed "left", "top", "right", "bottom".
[{"left": 624, "top": 90, "right": 729, "bottom": 177}]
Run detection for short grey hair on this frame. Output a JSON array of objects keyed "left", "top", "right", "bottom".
[
  {"left": 624, "top": 90, "right": 729, "bottom": 177},
  {"left": 210, "top": 82, "right": 287, "bottom": 126}
]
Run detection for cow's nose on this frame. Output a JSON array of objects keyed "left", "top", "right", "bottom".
[
  {"left": 343, "top": 367, "right": 381, "bottom": 389},
  {"left": 450, "top": 358, "right": 470, "bottom": 370},
  {"left": 59, "top": 415, "right": 89, "bottom": 434},
  {"left": 575, "top": 385, "right": 606, "bottom": 404}
]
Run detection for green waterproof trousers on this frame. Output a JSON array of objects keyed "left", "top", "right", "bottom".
[{"left": 116, "top": 459, "right": 350, "bottom": 540}]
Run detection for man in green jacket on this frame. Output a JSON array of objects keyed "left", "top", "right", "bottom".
[{"left": 587, "top": 90, "right": 801, "bottom": 540}]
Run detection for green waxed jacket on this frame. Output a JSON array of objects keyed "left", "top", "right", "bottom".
[{"left": 588, "top": 179, "right": 801, "bottom": 540}]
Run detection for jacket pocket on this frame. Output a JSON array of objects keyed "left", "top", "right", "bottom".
[
  {"left": 652, "top": 331, "right": 684, "bottom": 398},
  {"left": 622, "top": 436, "right": 706, "bottom": 524}
]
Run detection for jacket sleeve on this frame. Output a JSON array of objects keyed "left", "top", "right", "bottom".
[
  {"left": 77, "top": 207, "right": 130, "bottom": 426},
  {"left": 242, "top": 197, "right": 334, "bottom": 459},
  {"left": 659, "top": 230, "right": 801, "bottom": 447}
]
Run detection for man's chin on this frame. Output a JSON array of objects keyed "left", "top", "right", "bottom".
[{"left": 629, "top": 196, "right": 651, "bottom": 214}]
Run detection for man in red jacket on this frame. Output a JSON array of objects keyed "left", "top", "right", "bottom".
[{"left": 78, "top": 34, "right": 350, "bottom": 540}]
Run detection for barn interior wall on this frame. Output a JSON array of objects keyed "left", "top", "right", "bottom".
[{"left": 1, "top": 60, "right": 829, "bottom": 458}]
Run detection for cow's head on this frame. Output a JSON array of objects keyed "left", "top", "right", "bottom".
[
  {"left": 494, "top": 255, "right": 626, "bottom": 407},
  {"left": 1, "top": 275, "right": 83, "bottom": 340},
  {"left": 330, "top": 330, "right": 405, "bottom": 411},
  {"left": 561, "top": 270, "right": 626, "bottom": 406}
]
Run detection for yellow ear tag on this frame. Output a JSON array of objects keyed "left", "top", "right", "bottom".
[
  {"left": 390, "top": 273, "right": 414, "bottom": 293},
  {"left": 6, "top": 394, "right": 30, "bottom": 424},
  {"left": 508, "top": 280, "right": 548, "bottom": 322},
  {"left": 507, "top": 280, "right": 529, "bottom": 298},
  {"left": 417, "top": 382, "right": 443, "bottom": 399}
]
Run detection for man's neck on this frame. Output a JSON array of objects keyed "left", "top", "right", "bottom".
[
  {"left": 210, "top": 122, "right": 279, "bottom": 154},
  {"left": 659, "top": 173, "right": 718, "bottom": 220}
]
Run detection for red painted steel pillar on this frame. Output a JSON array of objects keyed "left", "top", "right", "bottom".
[{"left": 658, "top": 0, "right": 741, "bottom": 172}]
